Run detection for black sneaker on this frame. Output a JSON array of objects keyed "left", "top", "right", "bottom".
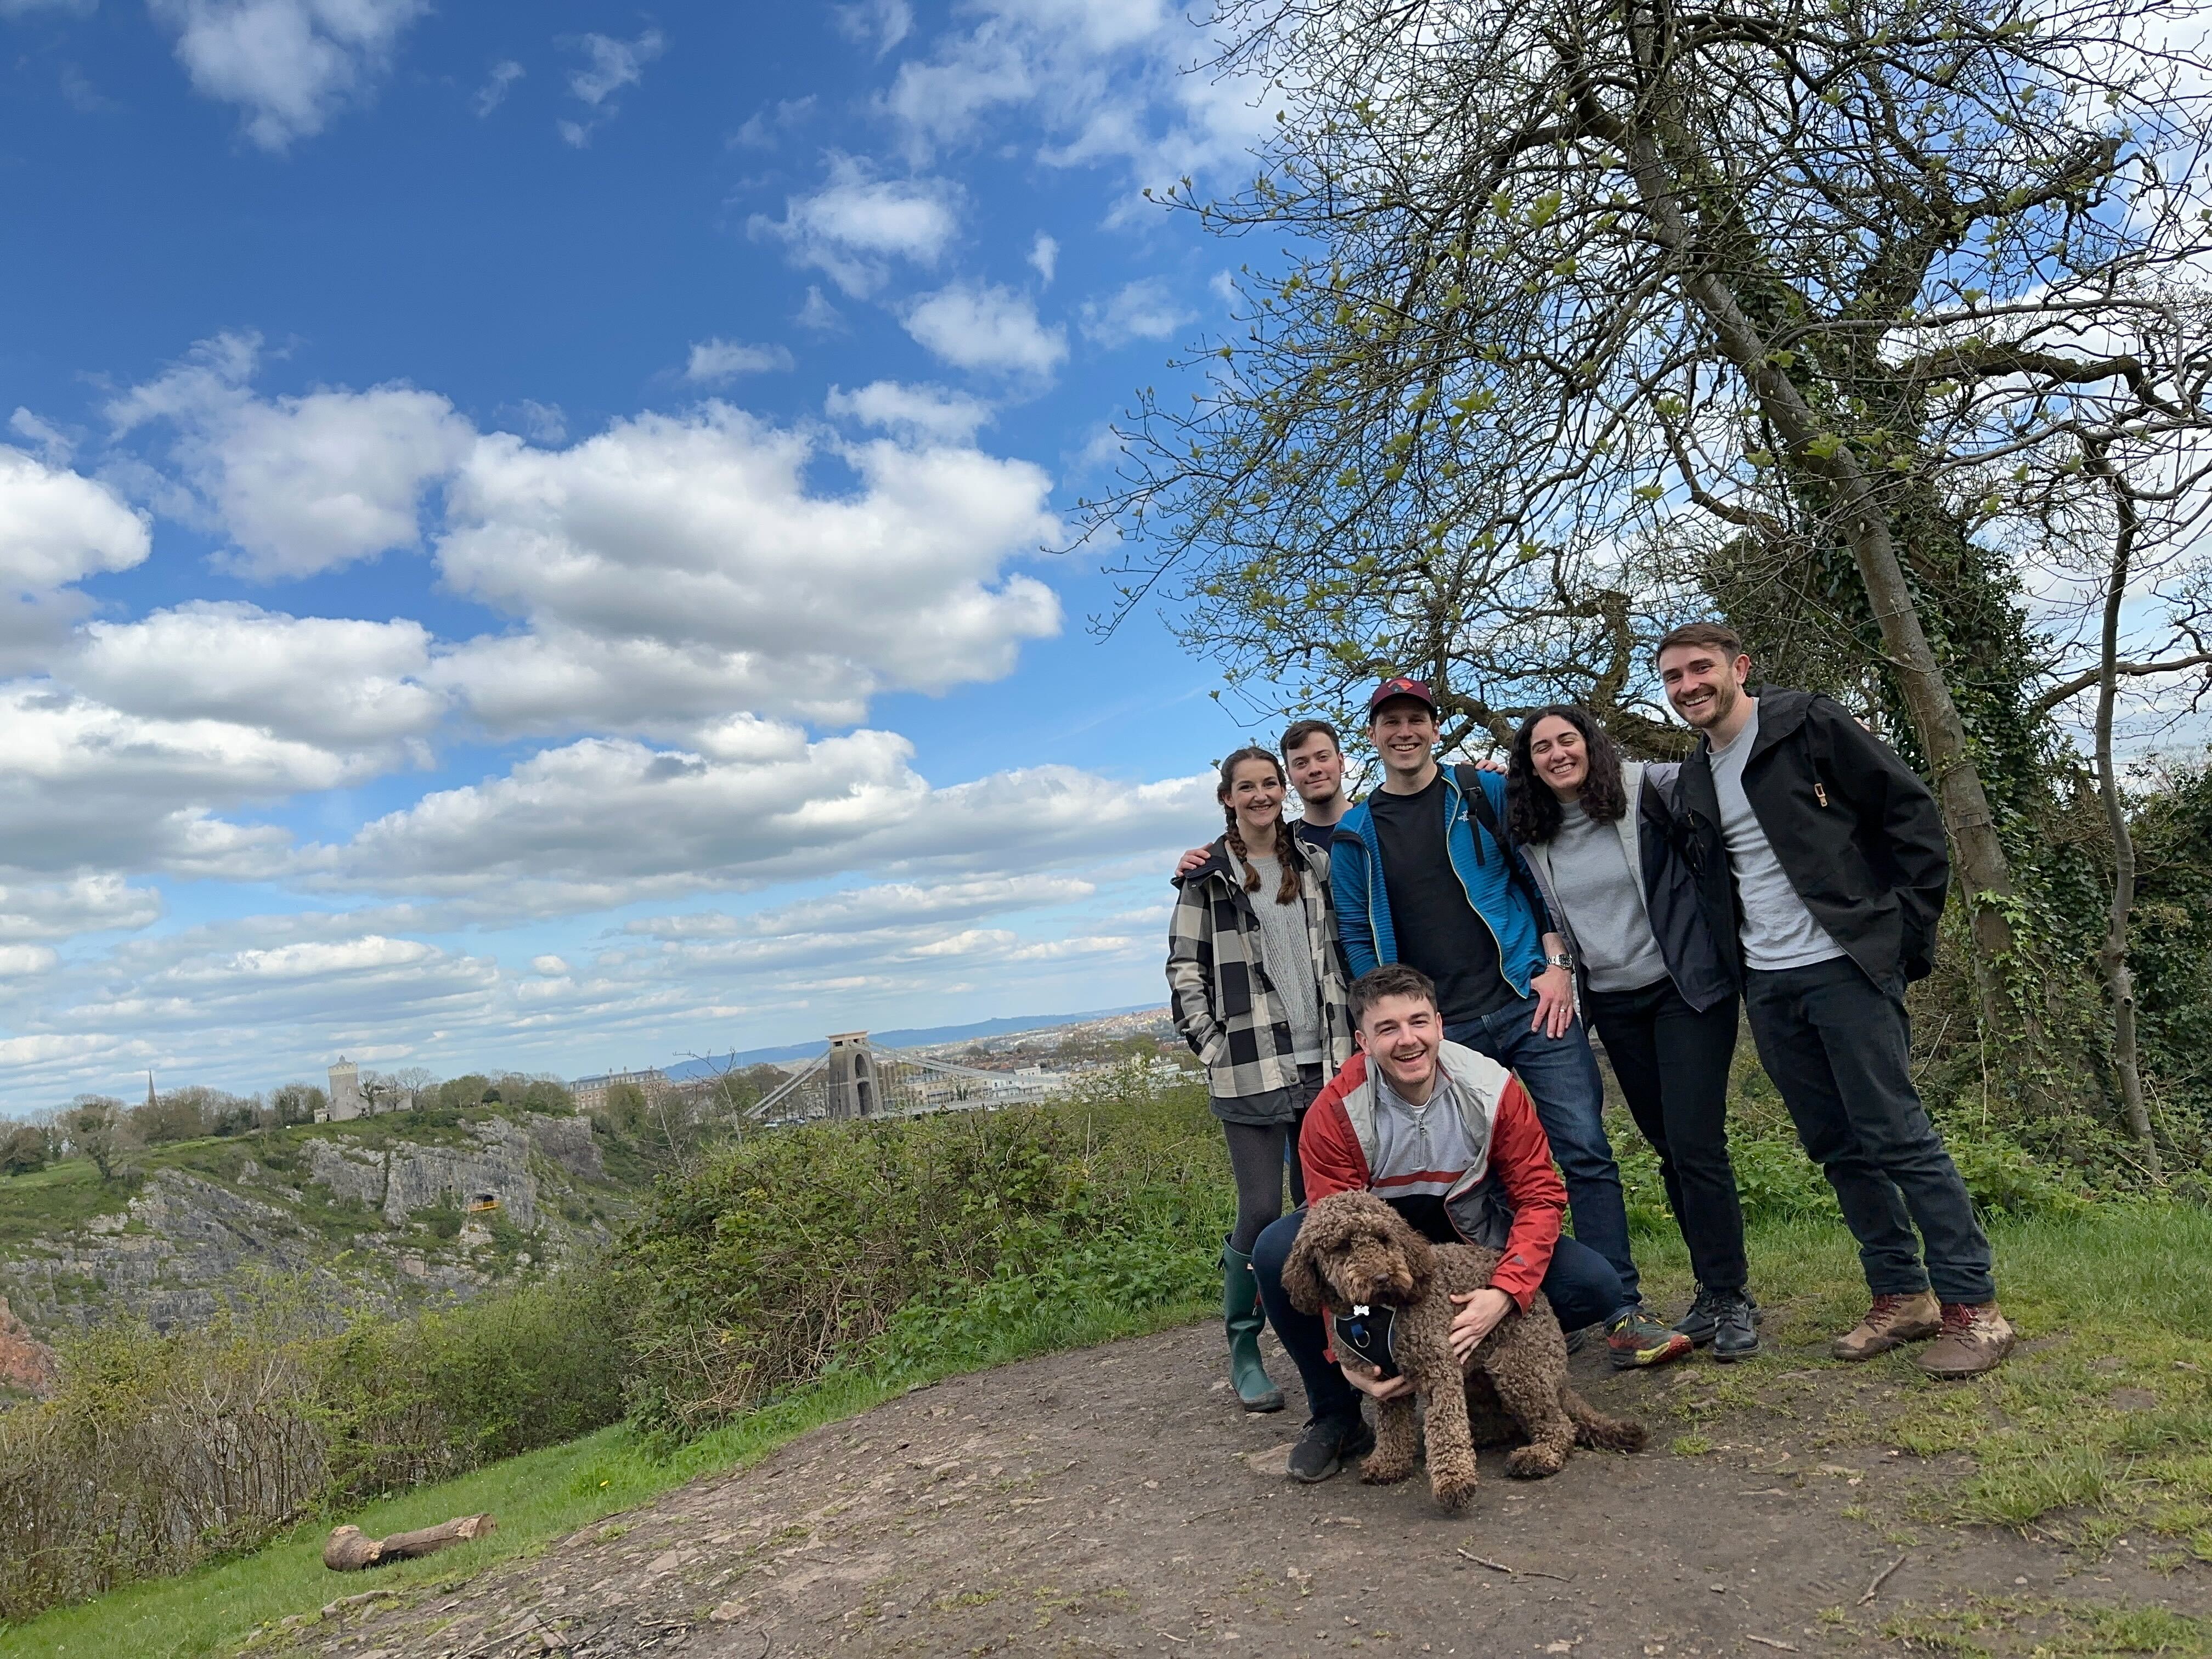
[
  {"left": 1286, "top": 1413, "right": 1375, "bottom": 1483},
  {"left": 1709, "top": 1291, "right": 1760, "bottom": 1362},
  {"left": 1674, "top": 1286, "right": 1763, "bottom": 1348}
]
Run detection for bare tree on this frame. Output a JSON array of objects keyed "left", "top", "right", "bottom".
[{"left": 1087, "top": 0, "right": 2212, "bottom": 1023}]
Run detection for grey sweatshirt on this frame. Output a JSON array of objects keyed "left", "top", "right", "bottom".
[
  {"left": 1238, "top": 851, "right": 1323, "bottom": 1063},
  {"left": 1547, "top": 798, "right": 1668, "bottom": 992}
]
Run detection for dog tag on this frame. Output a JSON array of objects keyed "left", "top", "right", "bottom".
[{"left": 1333, "top": 1302, "right": 1400, "bottom": 1379}]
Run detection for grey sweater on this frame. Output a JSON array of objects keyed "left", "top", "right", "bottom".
[
  {"left": 1238, "top": 852, "right": 1324, "bottom": 1063},
  {"left": 1547, "top": 799, "right": 1668, "bottom": 992}
]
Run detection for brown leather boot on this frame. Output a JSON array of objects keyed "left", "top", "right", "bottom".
[
  {"left": 1831, "top": 1289, "right": 1940, "bottom": 1361},
  {"left": 1917, "top": 1302, "right": 2016, "bottom": 1379}
]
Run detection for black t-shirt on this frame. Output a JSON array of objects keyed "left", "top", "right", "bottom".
[
  {"left": 1366, "top": 775, "right": 1514, "bottom": 1025},
  {"left": 1294, "top": 817, "right": 1339, "bottom": 856}
]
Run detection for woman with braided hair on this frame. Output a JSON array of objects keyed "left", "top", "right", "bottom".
[{"left": 1167, "top": 746, "right": 1354, "bottom": 1412}]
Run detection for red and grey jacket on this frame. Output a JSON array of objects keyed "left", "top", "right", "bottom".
[{"left": 1297, "top": 1042, "right": 1565, "bottom": 1310}]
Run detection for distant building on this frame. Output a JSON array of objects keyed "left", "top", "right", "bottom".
[
  {"left": 571, "top": 1066, "right": 670, "bottom": 1115},
  {"left": 326, "top": 1058, "right": 365, "bottom": 1122}
]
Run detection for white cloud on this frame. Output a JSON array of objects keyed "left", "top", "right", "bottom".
[
  {"left": 315, "top": 726, "right": 1211, "bottom": 912},
  {"left": 684, "top": 338, "right": 795, "bottom": 383},
  {"left": 149, "top": 0, "right": 431, "bottom": 151},
  {"left": 0, "top": 685, "right": 353, "bottom": 878},
  {"left": 0, "top": 946, "right": 57, "bottom": 977},
  {"left": 429, "top": 403, "right": 1060, "bottom": 734},
  {"left": 1080, "top": 276, "right": 1193, "bottom": 346},
  {"left": 796, "top": 286, "right": 844, "bottom": 332},
  {"left": 625, "top": 874, "right": 1094, "bottom": 940},
  {"left": 752, "top": 155, "right": 961, "bottom": 297},
  {"left": 473, "top": 58, "right": 523, "bottom": 117},
  {"left": 108, "top": 333, "right": 472, "bottom": 580},
  {"left": 904, "top": 281, "right": 1068, "bottom": 378},
  {"left": 0, "top": 445, "right": 150, "bottom": 593},
  {"left": 557, "top": 28, "right": 663, "bottom": 146},
  {"left": 825, "top": 380, "right": 992, "bottom": 443},
  {"left": 8, "top": 409, "right": 74, "bottom": 468},
  {"left": 1029, "top": 232, "right": 1059, "bottom": 284},
  {"left": 0, "top": 876, "right": 162, "bottom": 941},
  {"left": 834, "top": 0, "right": 911, "bottom": 57},
  {"left": 880, "top": 0, "right": 1270, "bottom": 198},
  {"left": 73, "top": 602, "right": 443, "bottom": 747},
  {"left": 531, "top": 953, "right": 571, "bottom": 976},
  {"left": 733, "top": 95, "right": 815, "bottom": 149}
]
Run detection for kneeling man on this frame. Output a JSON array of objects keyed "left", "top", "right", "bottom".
[{"left": 1251, "top": 962, "right": 1628, "bottom": 1482}]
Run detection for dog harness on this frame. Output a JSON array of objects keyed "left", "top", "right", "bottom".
[{"left": 1331, "top": 1302, "right": 1400, "bottom": 1379}]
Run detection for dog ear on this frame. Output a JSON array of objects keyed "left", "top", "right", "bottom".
[{"left": 1279, "top": 1223, "right": 1329, "bottom": 1316}]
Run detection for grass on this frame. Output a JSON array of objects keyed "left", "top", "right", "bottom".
[
  {"left": 0, "top": 1284, "right": 1215, "bottom": 1659},
  {"left": 12, "top": 1167, "right": 2212, "bottom": 1658},
  {"left": 1629, "top": 1203, "right": 2212, "bottom": 1562}
]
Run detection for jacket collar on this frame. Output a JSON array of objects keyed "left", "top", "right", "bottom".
[{"left": 1177, "top": 830, "right": 1317, "bottom": 891}]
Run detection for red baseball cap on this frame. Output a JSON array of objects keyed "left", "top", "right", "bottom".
[{"left": 1366, "top": 676, "right": 1438, "bottom": 719}]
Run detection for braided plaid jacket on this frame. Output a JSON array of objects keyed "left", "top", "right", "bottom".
[{"left": 1166, "top": 834, "right": 1354, "bottom": 1124}]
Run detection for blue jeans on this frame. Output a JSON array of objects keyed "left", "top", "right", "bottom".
[
  {"left": 1446, "top": 998, "right": 1640, "bottom": 1313},
  {"left": 1252, "top": 1205, "right": 1625, "bottom": 1425}
]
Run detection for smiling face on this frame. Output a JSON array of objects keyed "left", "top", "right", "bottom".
[
  {"left": 1527, "top": 714, "right": 1590, "bottom": 800},
  {"left": 1355, "top": 990, "right": 1442, "bottom": 1103},
  {"left": 1367, "top": 699, "right": 1440, "bottom": 787},
  {"left": 1658, "top": 642, "right": 1752, "bottom": 733},
  {"left": 1283, "top": 729, "right": 1345, "bottom": 810},
  {"left": 1220, "top": 755, "right": 1286, "bottom": 840}
]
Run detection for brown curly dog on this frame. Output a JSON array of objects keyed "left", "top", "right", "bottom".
[{"left": 1282, "top": 1189, "right": 1647, "bottom": 1512}]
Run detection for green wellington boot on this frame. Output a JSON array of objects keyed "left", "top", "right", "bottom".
[{"left": 1221, "top": 1238, "right": 1285, "bottom": 1413}]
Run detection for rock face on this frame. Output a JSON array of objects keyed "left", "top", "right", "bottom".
[
  {"left": 0, "top": 1296, "right": 56, "bottom": 1395},
  {"left": 307, "top": 1114, "right": 593, "bottom": 1228},
  {"left": 0, "top": 1111, "right": 627, "bottom": 1339}
]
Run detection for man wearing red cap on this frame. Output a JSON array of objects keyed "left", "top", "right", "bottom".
[{"left": 1303, "top": 680, "right": 1684, "bottom": 1367}]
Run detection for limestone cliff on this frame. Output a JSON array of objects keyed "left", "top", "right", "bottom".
[{"left": 0, "top": 1109, "right": 635, "bottom": 1340}]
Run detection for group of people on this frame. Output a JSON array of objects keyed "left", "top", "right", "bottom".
[{"left": 1165, "top": 622, "right": 2013, "bottom": 1485}]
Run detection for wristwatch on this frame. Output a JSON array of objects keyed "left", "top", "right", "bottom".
[{"left": 1545, "top": 952, "right": 1573, "bottom": 969}]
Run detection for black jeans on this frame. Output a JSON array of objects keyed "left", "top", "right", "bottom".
[
  {"left": 1251, "top": 1205, "right": 1625, "bottom": 1424},
  {"left": 1585, "top": 977, "right": 1749, "bottom": 1295},
  {"left": 1743, "top": 956, "right": 1995, "bottom": 1305}
]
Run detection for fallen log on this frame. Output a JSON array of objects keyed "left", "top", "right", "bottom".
[{"left": 323, "top": 1513, "right": 497, "bottom": 1571}]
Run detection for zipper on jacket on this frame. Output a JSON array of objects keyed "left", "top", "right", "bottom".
[{"left": 1444, "top": 771, "right": 1523, "bottom": 1005}]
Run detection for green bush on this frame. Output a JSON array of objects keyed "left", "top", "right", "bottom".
[
  {"left": 620, "top": 1079, "right": 1228, "bottom": 1430},
  {"left": 0, "top": 1266, "right": 629, "bottom": 1624}
]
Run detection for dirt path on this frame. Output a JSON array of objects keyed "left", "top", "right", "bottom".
[{"left": 294, "top": 1322, "right": 2206, "bottom": 1659}]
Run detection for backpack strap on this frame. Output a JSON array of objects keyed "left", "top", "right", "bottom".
[{"left": 1454, "top": 765, "right": 1552, "bottom": 929}]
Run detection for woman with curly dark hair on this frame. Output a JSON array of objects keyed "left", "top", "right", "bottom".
[
  {"left": 1506, "top": 706, "right": 1760, "bottom": 1362},
  {"left": 1167, "top": 746, "right": 1353, "bottom": 1411}
]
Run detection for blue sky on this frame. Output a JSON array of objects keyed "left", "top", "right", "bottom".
[{"left": 0, "top": 0, "right": 1290, "bottom": 1104}]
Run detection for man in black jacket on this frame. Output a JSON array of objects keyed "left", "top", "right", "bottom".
[{"left": 1658, "top": 622, "right": 2012, "bottom": 1379}]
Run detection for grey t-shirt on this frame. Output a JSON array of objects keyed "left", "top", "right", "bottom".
[
  {"left": 1238, "top": 851, "right": 1323, "bottom": 1064},
  {"left": 1548, "top": 798, "right": 1668, "bottom": 993},
  {"left": 1709, "top": 697, "right": 1847, "bottom": 971}
]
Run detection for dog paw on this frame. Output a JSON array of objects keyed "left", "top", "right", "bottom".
[
  {"left": 1358, "top": 1453, "right": 1414, "bottom": 1486},
  {"left": 1431, "top": 1472, "right": 1479, "bottom": 1513},
  {"left": 1505, "top": 1445, "right": 1567, "bottom": 1480}
]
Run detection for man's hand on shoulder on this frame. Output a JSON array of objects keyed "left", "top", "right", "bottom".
[{"left": 1174, "top": 845, "right": 1209, "bottom": 878}]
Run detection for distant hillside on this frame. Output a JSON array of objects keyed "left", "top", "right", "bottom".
[{"left": 658, "top": 1005, "right": 1164, "bottom": 1077}]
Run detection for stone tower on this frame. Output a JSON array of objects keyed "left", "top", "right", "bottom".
[
  {"left": 825, "top": 1032, "right": 876, "bottom": 1120},
  {"left": 328, "top": 1058, "right": 365, "bottom": 1122}
]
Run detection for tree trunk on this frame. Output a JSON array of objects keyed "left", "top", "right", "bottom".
[
  {"left": 2089, "top": 467, "right": 2161, "bottom": 1176},
  {"left": 1609, "top": 115, "right": 2025, "bottom": 1030},
  {"left": 323, "top": 1513, "right": 498, "bottom": 1571}
]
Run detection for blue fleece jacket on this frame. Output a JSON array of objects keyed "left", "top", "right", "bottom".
[{"left": 1330, "top": 766, "right": 1548, "bottom": 1000}]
